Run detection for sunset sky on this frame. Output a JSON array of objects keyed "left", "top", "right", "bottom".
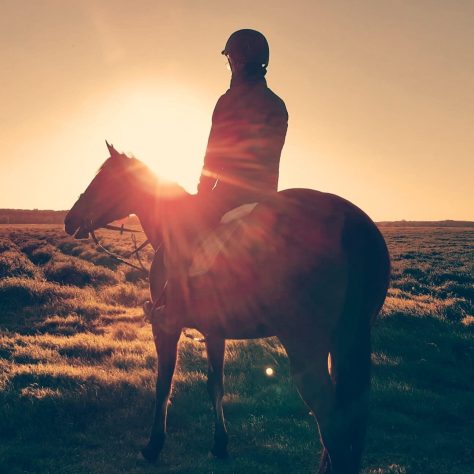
[{"left": 1, "top": 0, "right": 473, "bottom": 221}]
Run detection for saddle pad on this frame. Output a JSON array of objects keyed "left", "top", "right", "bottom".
[
  {"left": 220, "top": 202, "right": 258, "bottom": 224},
  {"left": 188, "top": 202, "right": 258, "bottom": 277}
]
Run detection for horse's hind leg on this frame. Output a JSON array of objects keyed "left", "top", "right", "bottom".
[
  {"left": 283, "top": 339, "right": 336, "bottom": 473},
  {"left": 331, "top": 329, "right": 371, "bottom": 474},
  {"left": 282, "top": 334, "right": 369, "bottom": 474},
  {"left": 205, "top": 336, "right": 229, "bottom": 458},
  {"left": 141, "top": 327, "right": 181, "bottom": 463}
]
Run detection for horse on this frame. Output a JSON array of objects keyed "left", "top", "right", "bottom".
[{"left": 64, "top": 143, "right": 390, "bottom": 474}]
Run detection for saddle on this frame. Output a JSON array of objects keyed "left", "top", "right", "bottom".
[
  {"left": 188, "top": 202, "right": 258, "bottom": 277},
  {"left": 143, "top": 202, "right": 258, "bottom": 327}
]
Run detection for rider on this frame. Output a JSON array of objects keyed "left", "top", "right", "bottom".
[
  {"left": 198, "top": 29, "right": 288, "bottom": 222},
  {"left": 145, "top": 29, "right": 288, "bottom": 327}
]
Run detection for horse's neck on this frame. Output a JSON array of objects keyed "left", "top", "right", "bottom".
[
  {"left": 131, "top": 189, "right": 160, "bottom": 249},
  {"left": 132, "top": 183, "right": 189, "bottom": 251}
]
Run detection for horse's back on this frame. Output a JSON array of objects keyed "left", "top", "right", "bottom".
[
  {"left": 185, "top": 188, "right": 389, "bottom": 338},
  {"left": 276, "top": 188, "right": 390, "bottom": 318},
  {"left": 264, "top": 188, "right": 389, "bottom": 323}
]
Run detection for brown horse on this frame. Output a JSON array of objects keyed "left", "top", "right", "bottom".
[{"left": 65, "top": 144, "right": 390, "bottom": 474}]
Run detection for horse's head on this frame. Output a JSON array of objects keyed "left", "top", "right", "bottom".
[{"left": 65, "top": 142, "right": 145, "bottom": 238}]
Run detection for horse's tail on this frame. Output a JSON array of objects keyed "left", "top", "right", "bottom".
[
  {"left": 331, "top": 214, "right": 390, "bottom": 470},
  {"left": 336, "top": 212, "right": 390, "bottom": 352}
]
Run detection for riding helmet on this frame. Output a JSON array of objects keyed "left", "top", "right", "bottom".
[{"left": 222, "top": 29, "right": 269, "bottom": 67}]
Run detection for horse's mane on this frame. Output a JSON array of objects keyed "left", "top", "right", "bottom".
[{"left": 97, "top": 153, "right": 187, "bottom": 198}]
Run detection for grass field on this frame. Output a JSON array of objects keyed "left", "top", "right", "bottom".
[{"left": 0, "top": 224, "right": 473, "bottom": 473}]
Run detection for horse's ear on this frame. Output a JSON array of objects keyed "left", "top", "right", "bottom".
[{"left": 105, "top": 140, "right": 119, "bottom": 159}]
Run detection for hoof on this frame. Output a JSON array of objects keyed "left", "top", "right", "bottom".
[
  {"left": 211, "top": 436, "right": 229, "bottom": 459},
  {"left": 141, "top": 445, "right": 159, "bottom": 463},
  {"left": 141, "top": 433, "right": 166, "bottom": 463},
  {"left": 210, "top": 447, "right": 229, "bottom": 459}
]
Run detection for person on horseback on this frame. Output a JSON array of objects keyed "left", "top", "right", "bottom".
[
  {"left": 198, "top": 29, "right": 288, "bottom": 222},
  {"left": 145, "top": 29, "right": 288, "bottom": 328}
]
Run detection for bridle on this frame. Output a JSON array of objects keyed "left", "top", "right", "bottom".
[{"left": 76, "top": 192, "right": 153, "bottom": 275}]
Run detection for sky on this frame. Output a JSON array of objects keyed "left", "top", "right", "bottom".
[{"left": 1, "top": 0, "right": 473, "bottom": 221}]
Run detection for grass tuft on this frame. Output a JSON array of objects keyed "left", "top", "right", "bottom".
[
  {"left": 110, "top": 323, "right": 138, "bottom": 341},
  {"left": 100, "top": 282, "right": 148, "bottom": 307},
  {"left": 44, "top": 258, "right": 120, "bottom": 287},
  {"left": 0, "top": 249, "right": 43, "bottom": 279},
  {"left": 0, "top": 277, "right": 78, "bottom": 313}
]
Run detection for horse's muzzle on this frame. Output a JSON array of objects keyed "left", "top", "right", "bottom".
[{"left": 64, "top": 214, "right": 90, "bottom": 239}]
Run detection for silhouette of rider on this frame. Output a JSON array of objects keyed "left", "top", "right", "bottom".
[
  {"left": 145, "top": 30, "right": 288, "bottom": 329},
  {"left": 198, "top": 29, "right": 288, "bottom": 222}
]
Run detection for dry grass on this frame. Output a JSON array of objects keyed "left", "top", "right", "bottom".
[{"left": 0, "top": 224, "right": 472, "bottom": 473}]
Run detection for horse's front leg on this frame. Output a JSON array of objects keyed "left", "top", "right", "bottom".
[
  {"left": 141, "top": 327, "right": 181, "bottom": 463},
  {"left": 205, "top": 336, "right": 229, "bottom": 458}
]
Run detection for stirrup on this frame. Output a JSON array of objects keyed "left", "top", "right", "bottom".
[{"left": 143, "top": 300, "right": 165, "bottom": 324}]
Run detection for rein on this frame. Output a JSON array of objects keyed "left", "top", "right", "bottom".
[
  {"left": 101, "top": 223, "right": 141, "bottom": 233},
  {"left": 90, "top": 225, "right": 152, "bottom": 275}
]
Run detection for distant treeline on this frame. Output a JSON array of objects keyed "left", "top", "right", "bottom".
[
  {"left": 0, "top": 209, "right": 472, "bottom": 227},
  {"left": 0, "top": 209, "right": 141, "bottom": 226},
  {"left": 378, "top": 220, "right": 474, "bottom": 228},
  {"left": 0, "top": 209, "right": 68, "bottom": 224}
]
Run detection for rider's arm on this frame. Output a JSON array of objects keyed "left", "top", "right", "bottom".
[{"left": 197, "top": 94, "right": 228, "bottom": 194}]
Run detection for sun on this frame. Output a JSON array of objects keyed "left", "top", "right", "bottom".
[{"left": 101, "top": 84, "right": 211, "bottom": 193}]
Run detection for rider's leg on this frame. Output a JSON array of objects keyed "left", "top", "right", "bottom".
[{"left": 144, "top": 247, "right": 167, "bottom": 321}]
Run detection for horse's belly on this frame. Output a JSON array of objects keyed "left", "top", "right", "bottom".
[
  {"left": 186, "top": 288, "right": 275, "bottom": 339},
  {"left": 187, "top": 311, "right": 276, "bottom": 340}
]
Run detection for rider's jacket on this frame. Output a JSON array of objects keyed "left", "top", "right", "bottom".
[{"left": 198, "top": 74, "right": 288, "bottom": 210}]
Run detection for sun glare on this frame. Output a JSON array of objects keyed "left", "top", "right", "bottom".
[{"left": 101, "top": 84, "right": 211, "bottom": 193}]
